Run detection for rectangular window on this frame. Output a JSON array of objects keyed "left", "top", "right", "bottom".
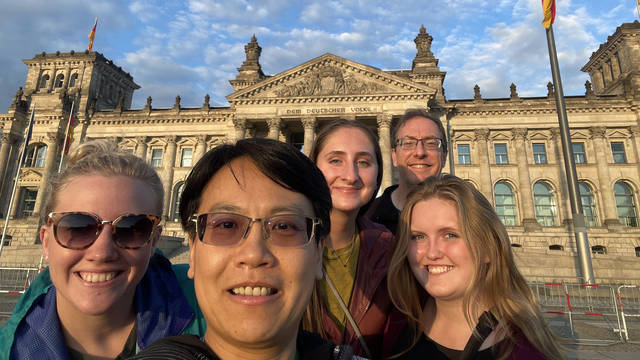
[
  {"left": 572, "top": 142, "right": 586, "bottom": 164},
  {"left": 611, "top": 142, "right": 627, "bottom": 163},
  {"left": 151, "top": 149, "right": 163, "bottom": 168},
  {"left": 180, "top": 148, "right": 193, "bottom": 167},
  {"left": 20, "top": 188, "right": 38, "bottom": 218},
  {"left": 532, "top": 143, "right": 547, "bottom": 164},
  {"left": 494, "top": 144, "right": 508, "bottom": 164},
  {"left": 457, "top": 144, "right": 471, "bottom": 165}
]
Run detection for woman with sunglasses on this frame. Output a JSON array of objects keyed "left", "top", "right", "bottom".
[
  {"left": 388, "top": 175, "right": 564, "bottom": 359},
  {"left": 308, "top": 119, "right": 404, "bottom": 359},
  {"left": 0, "top": 140, "right": 204, "bottom": 359}
]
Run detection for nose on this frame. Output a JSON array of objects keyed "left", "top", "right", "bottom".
[
  {"left": 413, "top": 140, "right": 427, "bottom": 157},
  {"left": 341, "top": 161, "right": 360, "bottom": 183},
  {"left": 236, "top": 221, "right": 276, "bottom": 268},
  {"left": 85, "top": 224, "right": 119, "bottom": 261},
  {"left": 425, "top": 237, "right": 443, "bottom": 260}
]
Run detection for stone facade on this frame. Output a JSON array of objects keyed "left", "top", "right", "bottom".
[{"left": 2, "top": 22, "right": 640, "bottom": 283}]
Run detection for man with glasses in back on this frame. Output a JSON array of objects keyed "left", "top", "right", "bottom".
[{"left": 365, "top": 109, "right": 448, "bottom": 234}]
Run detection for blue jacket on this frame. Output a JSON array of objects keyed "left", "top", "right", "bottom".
[{"left": 0, "top": 253, "right": 205, "bottom": 360}]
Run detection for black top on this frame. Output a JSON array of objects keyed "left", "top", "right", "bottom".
[
  {"left": 128, "top": 331, "right": 355, "bottom": 360},
  {"left": 364, "top": 185, "right": 400, "bottom": 234},
  {"left": 395, "top": 334, "right": 496, "bottom": 360},
  {"left": 393, "top": 312, "right": 498, "bottom": 360}
]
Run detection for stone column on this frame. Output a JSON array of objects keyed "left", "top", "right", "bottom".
[
  {"left": 32, "top": 132, "right": 60, "bottom": 218},
  {"left": 267, "top": 118, "right": 281, "bottom": 140},
  {"left": 301, "top": 117, "right": 316, "bottom": 156},
  {"left": 0, "top": 134, "right": 16, "bottom": 189},
  {"left": 474, "top": 128, "right": 493, "bottom": 200},
  {"left": 591, "top": 126, "right": 620, "bottom": 228},
  {"left": 630, "top": 126, "right": 640, "bottom": 184},
  {"left": 233, "top": 116, "right": 246, "bottom": 141},
  {"left": 377, "top": 114, "right": 393, "bottom": 190},
  {"left": 162, "top": 136, "right": 177, "bottom": 219},
  {"left": 48, "top": 66, "right": 57, "bottom": 92},
  {"left": 135, "top": 136, "right": 147, "bottom": 160},
  {"left": 194, "top": 135, "right": 207, "bottom": 163},
  {"left": 512, "top": 128, "right": 539, "bottom": 230},
  {"left": 0, "top": 134, "right": 18, "bottom": 217}
]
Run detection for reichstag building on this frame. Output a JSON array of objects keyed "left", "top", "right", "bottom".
[{"left": 2, "top": 22, "right": 640, "bottom": 282}]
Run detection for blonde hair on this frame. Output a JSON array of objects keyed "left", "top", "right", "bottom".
[
  {"left": 41, "top": 139, "right": 164, "bottom": 222},
  {"left": 388, "top": 174, "right": 564, "bottom": 359}
]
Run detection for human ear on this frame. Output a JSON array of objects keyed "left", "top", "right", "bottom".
[
  {"left": 40, "top": 226, "right": 50, "bottom": 261},
  {"left": 187, "top": 236, "right": 196, "bottom": 279},
  {"left": 392, "top": 148, "right": 398, "bottom": 167}
]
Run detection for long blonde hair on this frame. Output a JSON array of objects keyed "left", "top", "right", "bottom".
[{"left": 388, "top": 174, "right": 564, "bottom": 359}]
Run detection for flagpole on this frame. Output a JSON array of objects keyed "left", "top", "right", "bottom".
[
  {"left": 58, "top": 99, "right": 75, "bottom": 173},
  {"left": 0, "top": 104, "right": 36, "bottom": 258},
  {"left": 545, "top": 25, "right": 595, "bottom": 284}
]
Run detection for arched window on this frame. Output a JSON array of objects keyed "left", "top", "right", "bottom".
[
  {"left": 534, "top": 182, "right": 557, "bottom": 226},
  {"left": 494, "top": 181, "right": 517, "bottom": 226},
  {"left": 578, "top": 182, "right": 598, "bottom": 227},
  {"left": 69, "top": 73, "right": 79, "bottom": 88},
  {"left": 172, "top": 183, "right": 185, "bottom": 221},
  {"left": 24, "top": 143, "right": 48, "bottom": 168},
  {"left": 39, "top": 74, "right": 50, "bottom": 89},
  {"left": 54, "top": 74, "right": 64, "bottom": 88},
  {"left": 614, "top": 181, "right": 638, "bottom": 227},
  {"left": 549, "top": 245, "right": 564, "bottom": 251},
  {"left": 635, "top": 247, "right": 640, "bottom": 258},
  {"left": 591, "top": 245, "right": 607, "bottom": 255}
]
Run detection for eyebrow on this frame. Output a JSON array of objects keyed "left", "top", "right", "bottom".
[
  {"left": 323, "top": 150, "right": 375, "bottom": 158},
  {"left": 202, "top": 204, "right": 310, "bottom": 216}
]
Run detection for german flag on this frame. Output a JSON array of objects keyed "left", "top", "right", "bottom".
[
  {"left": 88, "top": 18, "right": 98, "bottom": 51},
  {"left": 541, "top": 0, "right": 555, "bottom": 29}
]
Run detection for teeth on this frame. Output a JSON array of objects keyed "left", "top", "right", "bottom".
[
  {"left": 231, "top": 286, "right": 274, "bottom": 296},
  {"left": 410, "top": 165, "right": 428, "bottom": 168},
  {"left": 428, "top": 265, "right": 453, "bottom": 274},
  {"left": 79, "top": 272, "right": 116, "bottom": 283}
]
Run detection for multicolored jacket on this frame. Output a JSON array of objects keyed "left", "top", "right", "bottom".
[{"left": 0, "top": 253, "right": 205, "bottom": 360}]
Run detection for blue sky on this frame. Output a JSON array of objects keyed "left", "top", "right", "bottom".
[{"left": 0, "top": 0, "right": 635, "bottom": 111}]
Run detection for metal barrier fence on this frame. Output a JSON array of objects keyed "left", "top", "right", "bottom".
[
  {"left": 617, "top": 285, "right": 640, "bottom": 344},
  {"left": 0, "top": 266, "right": 41, "bottom": 294}
]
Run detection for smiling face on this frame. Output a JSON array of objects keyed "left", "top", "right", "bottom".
[
  {"left": 392, "top": 116, "right": 445, "bottom": 187},
  {"left": 41, "top": 175, "right": 159, "bottom": 318},
  {"left": 315, "top": 127, "right": 379, "bottom": 215},
  {"left": 188, "top": 157, "right": 323, "bottom": 351},
  {"left": 407, "top": 197, "right": 474, "bottom": 305}
]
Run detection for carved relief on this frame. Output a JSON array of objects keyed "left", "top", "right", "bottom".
[{"left": 274, "top": 66, "right": 387, "bottom": 97}]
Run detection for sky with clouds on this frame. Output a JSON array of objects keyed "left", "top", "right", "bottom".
[{"left": 0, "top": 0, "right": 635, "bottom": 111}]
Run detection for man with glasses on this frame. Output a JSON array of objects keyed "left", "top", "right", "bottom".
[
  {"left": 366, "top": 109, "right": 448, "bottom": 233},
  {"left": 133, "top": 138, "right": 357, "bottom": 359}
]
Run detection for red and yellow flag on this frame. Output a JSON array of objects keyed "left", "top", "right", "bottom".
[
  {"left": 63, "top": 113, "right": 76, "bottom": 155},
  {"left": 541, "top": 0, "right": 556, "bottom": 29},
  {"left": 88, "top": 18, "right": 98, "bottom": 51}
]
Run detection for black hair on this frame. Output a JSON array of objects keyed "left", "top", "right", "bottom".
[{"left": 179, "top": 137, "right": 331, "bottom": 244}]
